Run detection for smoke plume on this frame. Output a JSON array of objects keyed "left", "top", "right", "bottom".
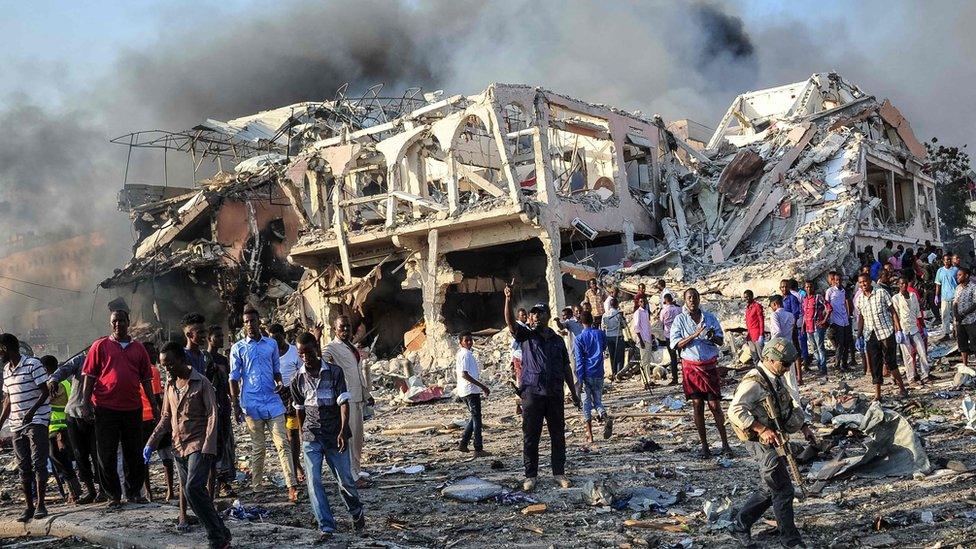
[{"left": 0, "top": 0, "right": 973, "bottom": 337}]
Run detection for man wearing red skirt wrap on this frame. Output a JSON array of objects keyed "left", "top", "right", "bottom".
[{"left": 669, "top": 288, "right": 733, "bottom": 458}]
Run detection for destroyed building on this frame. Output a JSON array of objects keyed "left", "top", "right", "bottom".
[
  {"left": 646, "top": 72, "right": 941, "bottom": 300},
  {"left": 103, "top": 73, "right": 942, "bottom": 361}
]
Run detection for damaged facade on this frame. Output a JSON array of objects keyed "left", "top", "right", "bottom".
[{"left": 104, "top": 73, "right": 941, "bottom": 362}]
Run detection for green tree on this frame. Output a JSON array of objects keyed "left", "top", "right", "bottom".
[{"left": 924, "top": 138, "right": 971, "bottom": 240}]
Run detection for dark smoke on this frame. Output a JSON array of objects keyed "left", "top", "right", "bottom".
[{"left": 694, "top": 3, "right": 755, "bottom": 59}]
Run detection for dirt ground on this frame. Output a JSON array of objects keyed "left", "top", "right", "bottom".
[{"left": 1, "top": 351, "right": 974, "bottom": 548}]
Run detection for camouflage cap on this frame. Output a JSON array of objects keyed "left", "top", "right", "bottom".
[{"left": 761, "top": 336, "right": 798, "bottom": 364}]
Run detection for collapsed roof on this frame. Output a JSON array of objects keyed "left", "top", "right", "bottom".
[{"left": 627, "top": 72, "right": 939, "bottom": 298}]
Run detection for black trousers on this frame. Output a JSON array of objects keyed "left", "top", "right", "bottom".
[
  {"left": 829, "top": 322, "right": 851, "bottom": 371},
  {"left": 521, "top": 390, "right": 566, "bottom": 478},
  {"left": 607, "top": 336, "right": 626, "bottom": 376},
  {"left": 48, "top": 430, "right": 77, "bottom": 482},
  {"left": 176, "top": 452, "right": 231, "bottom": 549},
  {"left": 94, "top": 407, "right": 144, "bottom": 501},
  {"left": 67, "top": 416, "right": 98, "bottom": 486},
  {"left": 734, "top": 440, "right": 801, "bottom": 544},
  {"left": 664, "top": 339, "right": 679, "bottom": 381},
  {"left": 460, "top": 394, "right": 483, "bottom": 451}
]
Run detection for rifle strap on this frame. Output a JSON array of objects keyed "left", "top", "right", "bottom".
[{"left": 755, "top": 367, "right": 793, "bottom": 425}]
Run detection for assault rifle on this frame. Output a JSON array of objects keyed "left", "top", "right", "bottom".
[{"left": 762, "top": 393, "right": 808, "bottom": 500}]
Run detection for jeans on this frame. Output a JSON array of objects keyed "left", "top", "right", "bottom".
[
  {"left": 580, "top": 377, "right": 605, "bottom": 421},
  {"left": 807, "top": 328, "right": 827, "bottom": 374},
  {"left": 898, "top": 331, "right": 930, "bottom": 381},
  {"left": 302, "top": 439, "right": 364, "bottom": 533},
  {"left": 734, "top": 440, "right": 801, "bottom": 545},
  {"left": 606, "top": 336, "right": 625, "bottom": 376},
  {"left": 829, "top": 322, "right": 852, "bottom": 371},
  {"left": 460, "top": 394, "right": 483, "bottom": 451},
  {"left": 94, "top": 407, "right": 144, "bottom": 500},
  {"left": 175, "top": 452, "right": 231, "bottom": 548},
  {"left": 66, "top": 416, "right": 98, "bottom": 487},
  {"left": 521, "top": 390, "right": 566, "bottom": 478},
  {"left": 244, "top": 414, "right": 296, "bottom": 488},
  {"left": 13, "top": 424, "right": 49, "bottom": 484}
]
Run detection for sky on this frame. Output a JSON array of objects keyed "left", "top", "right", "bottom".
[{"left": 0, "top": 0, "right": 972, "bottom": 292}]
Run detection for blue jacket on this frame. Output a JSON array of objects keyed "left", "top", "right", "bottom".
[{"left": 574, "top": 327, "right": 606, "bottom": 381}]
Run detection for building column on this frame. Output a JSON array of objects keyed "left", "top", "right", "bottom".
[{"left": 539, "top": 222, "right": 566, "bottom": 319}]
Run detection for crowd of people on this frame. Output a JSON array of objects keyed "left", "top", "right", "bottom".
[
  {"left": 0, "top": 309, "right": 370, "bottom": 547},
  {"left": 0, "top": 239, "right": 973, "bottom": 548}
]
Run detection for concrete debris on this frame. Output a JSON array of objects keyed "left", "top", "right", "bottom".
[{"left": 441, "top": 477, "right": 506, "bottom": 502}]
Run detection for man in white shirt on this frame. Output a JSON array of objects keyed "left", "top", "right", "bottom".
[
  {"left": 270, "top": 323, "right": 305, "bottom": 484},
  {"left": 631, "top": 295, "right": 653, "bottom": 390},
  {"left": 455, "top": 333, "right": 490, "bottom": 457},
  {"left": 892, "top": 278, "right": 930, "bottom": 384},
  {"left": 321, "top": 316, "right": 372, "bottom": 486}
]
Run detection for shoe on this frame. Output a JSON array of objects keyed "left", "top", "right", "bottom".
[
  {"left": 353, "top": 514, "right": 366, "bottom": 532},
  {"left": 602, "top": 416, "right": 614, "bottom": 440},
  {"left": 781, "top": 540, "right": 807, "bottom": 548},
  {"left": 316, "top": 531, "right": 335, "bottom": 543},
  {"left": 522, "top": 477, "right": 537, "bottom": 492},
  {"left": 16, "top": 507, "right": 34, "bottom": 522},
  {"left": 33, "top": 506, "right": 48, "bottom": 519},
  {"left": 554, "top": 475, "right": 572, "bottom": 488},
  {"left": 458, "top": 444, "right": 470, "bottom": 453},
  {"left": 473, "top": 449, "right": 491, "bottom": 458},
  {"left": 107, "top": 499, "right": 123, "bottom": 510},
  {"left": 129, "top": 496, "right": 151, "bottom": 504},
  {"left": 729, "top": 524, "right": 756, "bottom": 548},
  {"left": 94, "top": 490, "right": 108, "bottom": 503}
]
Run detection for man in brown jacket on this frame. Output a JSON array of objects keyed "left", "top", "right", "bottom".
[{"left": 145, "top": 341, "right": 231, "bottom": 549}]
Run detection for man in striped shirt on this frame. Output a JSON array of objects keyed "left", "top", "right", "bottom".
[{"left": 0, "top": 333, "right": 51, "bottom": 522}]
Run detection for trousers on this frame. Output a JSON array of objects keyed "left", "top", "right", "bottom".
[
  {"left": 806, "top": 328, "right": 827, "bottom": 374},
  {"left": 828, "top": 322, "right": 852, "bottom": 371},
  {"left": 346, "top": 401, "right": 365, "bottom": 478},
  {"left": 460, "top": 394, "right": 483, "bottom": 451},
  {"left": 898, "top": 331, "right": 930, "bottom": 381},
  {"left": 580, "top": 377, "right": 605, "bottom": 421},
  {"left": 94, "top": 407, "right": 144, "bottom": 500},
  {"left": 940, "top": 299, "right": 955, "bottom": 337},
  {"left": 66, "top": 416, "right": 98, "bottom": 486},
  {"left": 13, "top": 424, "right": 49, "bottom": 484},
  {"left": 606, "top": 336, "right": 625, "bottom": 376},
  {"left": 302, "top": 439, "right": 364, "bottom": 533},
  {"left": 244, "top": 414, "right": 296, "bottom": 488},
  {"left": 734, "top": 440, "right": 801, "bottom": 544},
  {"left": 175, "top": 452, "right": 231, "bottom": 549},
  {"left": 48, "top": 430, "right": 77, "bottom": 482},
  {"left": 521, "top": 390, "right": 566, "bottom": 478}
]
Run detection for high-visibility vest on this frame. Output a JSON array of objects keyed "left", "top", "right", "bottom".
[{"left": 49, "top": 380, "right": 71, "bottom": 434}]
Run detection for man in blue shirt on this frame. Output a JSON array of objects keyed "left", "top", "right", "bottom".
[
  {"left": 229, "top": 308, "right": 298, "bottom": 502},
  {"left": 504, "top": 286, "right": 580, "bottom": 493},
  {"left": 670, "top": 288, "right": 732, "bottom": 458},
  {"left": 573, "top": 312, "right": 606, "bottom": 444},
  {"left": 780, "top": 280, "right": 804, "bottom": 385},
  {"left": 935, "top": 253, "right": 959, "bottom": 339}
]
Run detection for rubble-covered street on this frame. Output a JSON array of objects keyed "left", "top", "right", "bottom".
[{"left": 1, "top": 337, "right": 974, "bottom": 548}]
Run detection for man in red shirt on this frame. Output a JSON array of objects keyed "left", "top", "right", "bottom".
[
  {"left": 81, "top": 309, "right": 159, "bottom": 508},
  {"left": 743, "top": 290, "right": 765, "bottom": 363}
]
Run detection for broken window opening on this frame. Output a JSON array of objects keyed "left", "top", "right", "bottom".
[
  {"left": 548, "top": 107, "right": 616, "bottom": 201},
  {"left": 624, "top": 134, "right": 654, "bottom": 193},
  {"left": 359, "top": 262, "right": 423, "bottom": 359},
  {"left": 502, "top": 103, "right": 538, "bottom": 194},
  {"left": 452, "top": 115, "right": 506, "bottom": 205},
  {"left": 866, "top": 160, "right": 916, "bottom": 230},
  {"left": 338, "top": 150, "right": 389, "bottom": 230},
  {"left": 441, "top": 239, "right": 548, "bottom": 334}
]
